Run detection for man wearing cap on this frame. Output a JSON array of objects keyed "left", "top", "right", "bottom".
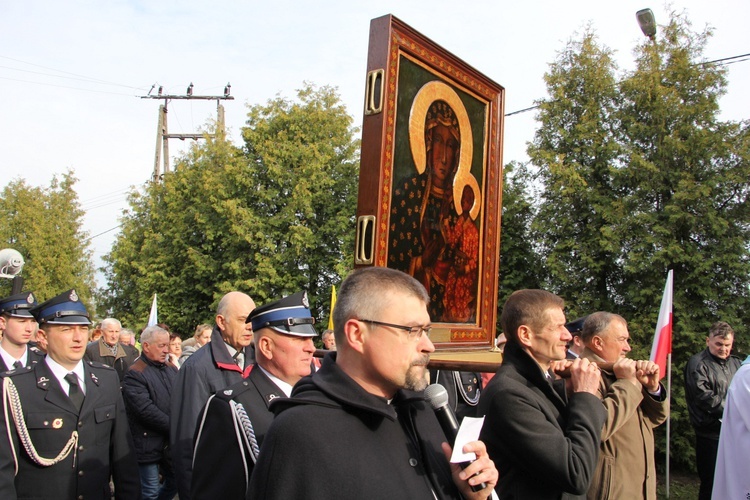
[
  {"left": 0, "top": 289, "right": 141, "bottom": 499},
  {"left": 565, "top": 316, "right": 587, "bottom": 360},
  {"left": 191, "top": 291, "right": 317, "bottom": 499},
  {"left": 170, "top": 290, "right": 256, "bottom": 500},
  {"left": 0, "top": 292, "right": 44, "bottom": 372},
  {"left": 248, "top": 268, "right": 497, "bottom": 499}
]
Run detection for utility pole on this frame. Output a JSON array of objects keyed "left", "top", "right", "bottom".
[{"left": 141, "top": 83, "right": 234, "bottom": 182}]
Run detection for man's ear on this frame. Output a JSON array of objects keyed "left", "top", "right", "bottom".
[
  {"left": 256, "top": 334, "right": 273, "bottom": 359},
  {"left": 591, "top": 335, "right": 605, "bottom": 353},
  {"left": 517, "top": 325, "right": 533, "bottom": 348},
  {"left": 343, "top": 319, "right": 366, "bottom": 354},
  {"left": 215, "top": 314, "right": 226, "bottom": 332},
  {"left": 0, "top": 315, "right": 6, "bottom": 330}
]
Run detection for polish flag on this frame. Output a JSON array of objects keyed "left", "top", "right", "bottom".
[{"left": 650, "top": 270, "right": 673, "bottom": 380}]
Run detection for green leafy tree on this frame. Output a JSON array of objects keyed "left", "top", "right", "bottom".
[
  {"left": 616, "top": 13, "right": 750, "bottom": 469},
  {"left": 527, "top": 28, "right": 623, "bottom": 316},
  {"left": 0, "top": 172, "right": 96, "bottom": 307},
  {"left": 100, "top": 83, "right": 359, "bottom": 335},
  {"left": 241, "top": 82, "right": 360, "bottom": 312},
  {"left": 498, "top": 161, "right": 546, "bottom": 319},
  {"left": 528, "top": 12, "right": 750, "bottom": 470}
]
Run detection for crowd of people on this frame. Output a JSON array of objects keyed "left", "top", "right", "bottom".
[{"left": 0, "top": 268, "right": 747, "bottom": 499}]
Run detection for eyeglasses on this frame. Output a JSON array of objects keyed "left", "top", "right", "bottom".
[{"left": 358, "top": 319, "right": 432, "bottom": 340}]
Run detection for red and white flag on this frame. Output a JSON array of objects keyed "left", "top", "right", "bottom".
[{"left": 650, "top": 270, "right": 673, "bottom": 380}]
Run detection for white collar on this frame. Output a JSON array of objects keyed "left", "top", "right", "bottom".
[
  {"left": 0, "top": 343, "right": 27, "bottom": 369},
  {"left": 258, "top": 365, "right": 293, "bottom": 397},
  {"left": 45, "top": 356, "right": 86, "bottom": 394}
]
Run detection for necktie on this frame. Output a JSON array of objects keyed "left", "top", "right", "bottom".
[
  {"left": 65, "top": 373, "right": 84, "bottom": 412},
  {"left": 234, "top": 351, "right": 244, "bottom": 368},
  {"left": 13, "top": 360, "right": 23, "bottom": 370}
]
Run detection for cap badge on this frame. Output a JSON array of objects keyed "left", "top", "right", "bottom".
[
  {"left": 27, "top": 293, "right": 35, "bottom": 304},
  {"left": 302, "top": 292, "right": 309, "bottom": 308},
  {"left": 69, "top": 290, "right": 79, "bottom": 302}
]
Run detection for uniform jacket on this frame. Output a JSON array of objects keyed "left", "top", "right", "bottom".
[
  {"left": 0, "top": 359, "right": 141, "bottom": 499},
  {"left": 684, "top": 348, "right": 741, "bottom": 438},
  {"left": 248, "top": 353, "right": 464, "bottom": 500},
  {"left": 191, "top": 365, "right": 284, "bottom": 499},
  {"left": 122, "top": 355, "right": 178, "bottom": 464},
  {"left": 84, "top": 337, "right": 139, "bottom": 382},
  {"left": 477, "top": 341, "right": 607, "bottom": 500},
  {"left": 0, "top": 346, "right": 45, "bottom": 373},
  {"left": 582, "top": 350, "right": 668, "bottom": 500},
  {"left": 429, "top": 369, "right": 482, "bottom": 421},
  {"left": 170, "top": 326, "right": 252, "bottom": 500}
]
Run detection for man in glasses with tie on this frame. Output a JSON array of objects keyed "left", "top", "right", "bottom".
[
  {"left": 0, "top": 289, "right": 140, "bottom": 499},
  {"left": 0, "top": 291, "right": 44, "bottom": 372}
]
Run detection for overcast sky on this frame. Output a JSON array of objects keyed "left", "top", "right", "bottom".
[{"left": 2, "top": 1, "right": 748, "bottom": 287}]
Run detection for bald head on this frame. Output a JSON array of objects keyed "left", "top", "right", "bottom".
[{"left": 216, "top": 291, "right": 256, "bottom": 350}]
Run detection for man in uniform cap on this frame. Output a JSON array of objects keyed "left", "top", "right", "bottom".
[
  {"left": 565, "top": 315, "right": 588, "bottom": 360},
  {"left": 191, "top": 291, "right": 317, "bottom": 499},
  {"left": 0, "top": 289, "right": 141, "bottom": 499},
  {"left": 0, "top": 292, "right": 44, "bottom": 372}
]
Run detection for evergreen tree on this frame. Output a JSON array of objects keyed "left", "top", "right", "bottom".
[
  {"left": 527, "top": 28, "right": 623, "bottom": 315},
  {"left": 498, "top": 161, "right": 546, "bottom": 315}
]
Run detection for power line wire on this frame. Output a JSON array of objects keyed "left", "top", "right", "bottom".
[
  {"left": 503, "top": 50, "right": 750, "bottom": 117},
  {"left": 0, "top": 55, "right": 143, "bottom": 89},
  {"left": 84, "top": 225, "right": 123, "bottom": 242}
]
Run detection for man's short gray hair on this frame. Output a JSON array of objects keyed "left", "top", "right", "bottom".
[
  {"left": 141, "top": 325, "right": 169, "bottom": 345},
  {"left": 100, "top": 318, "right": 122, "bottom": 330}
]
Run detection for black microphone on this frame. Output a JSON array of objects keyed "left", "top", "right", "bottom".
[{"left": 424, "top": 383, "right": 486, "bottom": 492}]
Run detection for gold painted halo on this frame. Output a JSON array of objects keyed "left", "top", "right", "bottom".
[{"left": 408, "top": 81, "right": 480, "bottom": 220}]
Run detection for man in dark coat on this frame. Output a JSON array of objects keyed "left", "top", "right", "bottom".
[
  {"left": 478, "top": 289, "right": 606, "bottom": 499},
  {"left": 191, "top": 291, "right": 317, "bottom": 499},
  {"left": 0, "top": 289, "right": 141, "bottom": 499},
  {"left": 684, "top": 320, "right": 742, "bottom": 500},
  {"left": 84, "top": 317, "right": 139, "bottom": 382},
  {"left": 0, "top": 291, "right": 44, "bottom": 372},
  {"left": 248, "top": 267, "right": 498, "bottom": 500},
  {"left": 170, "top": 291, "right": 256, "bottom": 500},
  {"left": 122, "top": 325, "right": 178, "bottom": 500}
]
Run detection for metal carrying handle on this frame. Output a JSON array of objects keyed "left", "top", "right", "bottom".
[
  {"left": 355, "top": 215, "right": 375, "bottom": 265},
  {"left": 364, "top": 69, "right": 384, "bottom": 116}
]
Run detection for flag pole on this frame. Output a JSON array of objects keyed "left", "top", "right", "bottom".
[{"left": 666, "top": 351, "right": 671, "bottom": 498}]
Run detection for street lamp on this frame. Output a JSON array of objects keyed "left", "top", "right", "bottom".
[
  {"left": 636, "top": 8, "right": 657, "bottom": 40},
  {"left": 0, "top": 248, "right": 25, "bottom": 294}
]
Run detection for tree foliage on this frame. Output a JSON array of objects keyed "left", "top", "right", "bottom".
[
  {"left": 522, "top": 12, "right": 750, "bottom": 469},
  {"left": 0, "top": 172, "right": 96, "bottom": 307},
  {"left": 100, "top": 83, "right": 359, "bottom": 335},
  {"left": 498, "top": 161, "right": 546, "bottom": 317}
]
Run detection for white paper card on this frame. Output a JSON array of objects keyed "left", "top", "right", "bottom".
[{"left": 449, "top": 416, "right": 485, "bottom": 463}]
